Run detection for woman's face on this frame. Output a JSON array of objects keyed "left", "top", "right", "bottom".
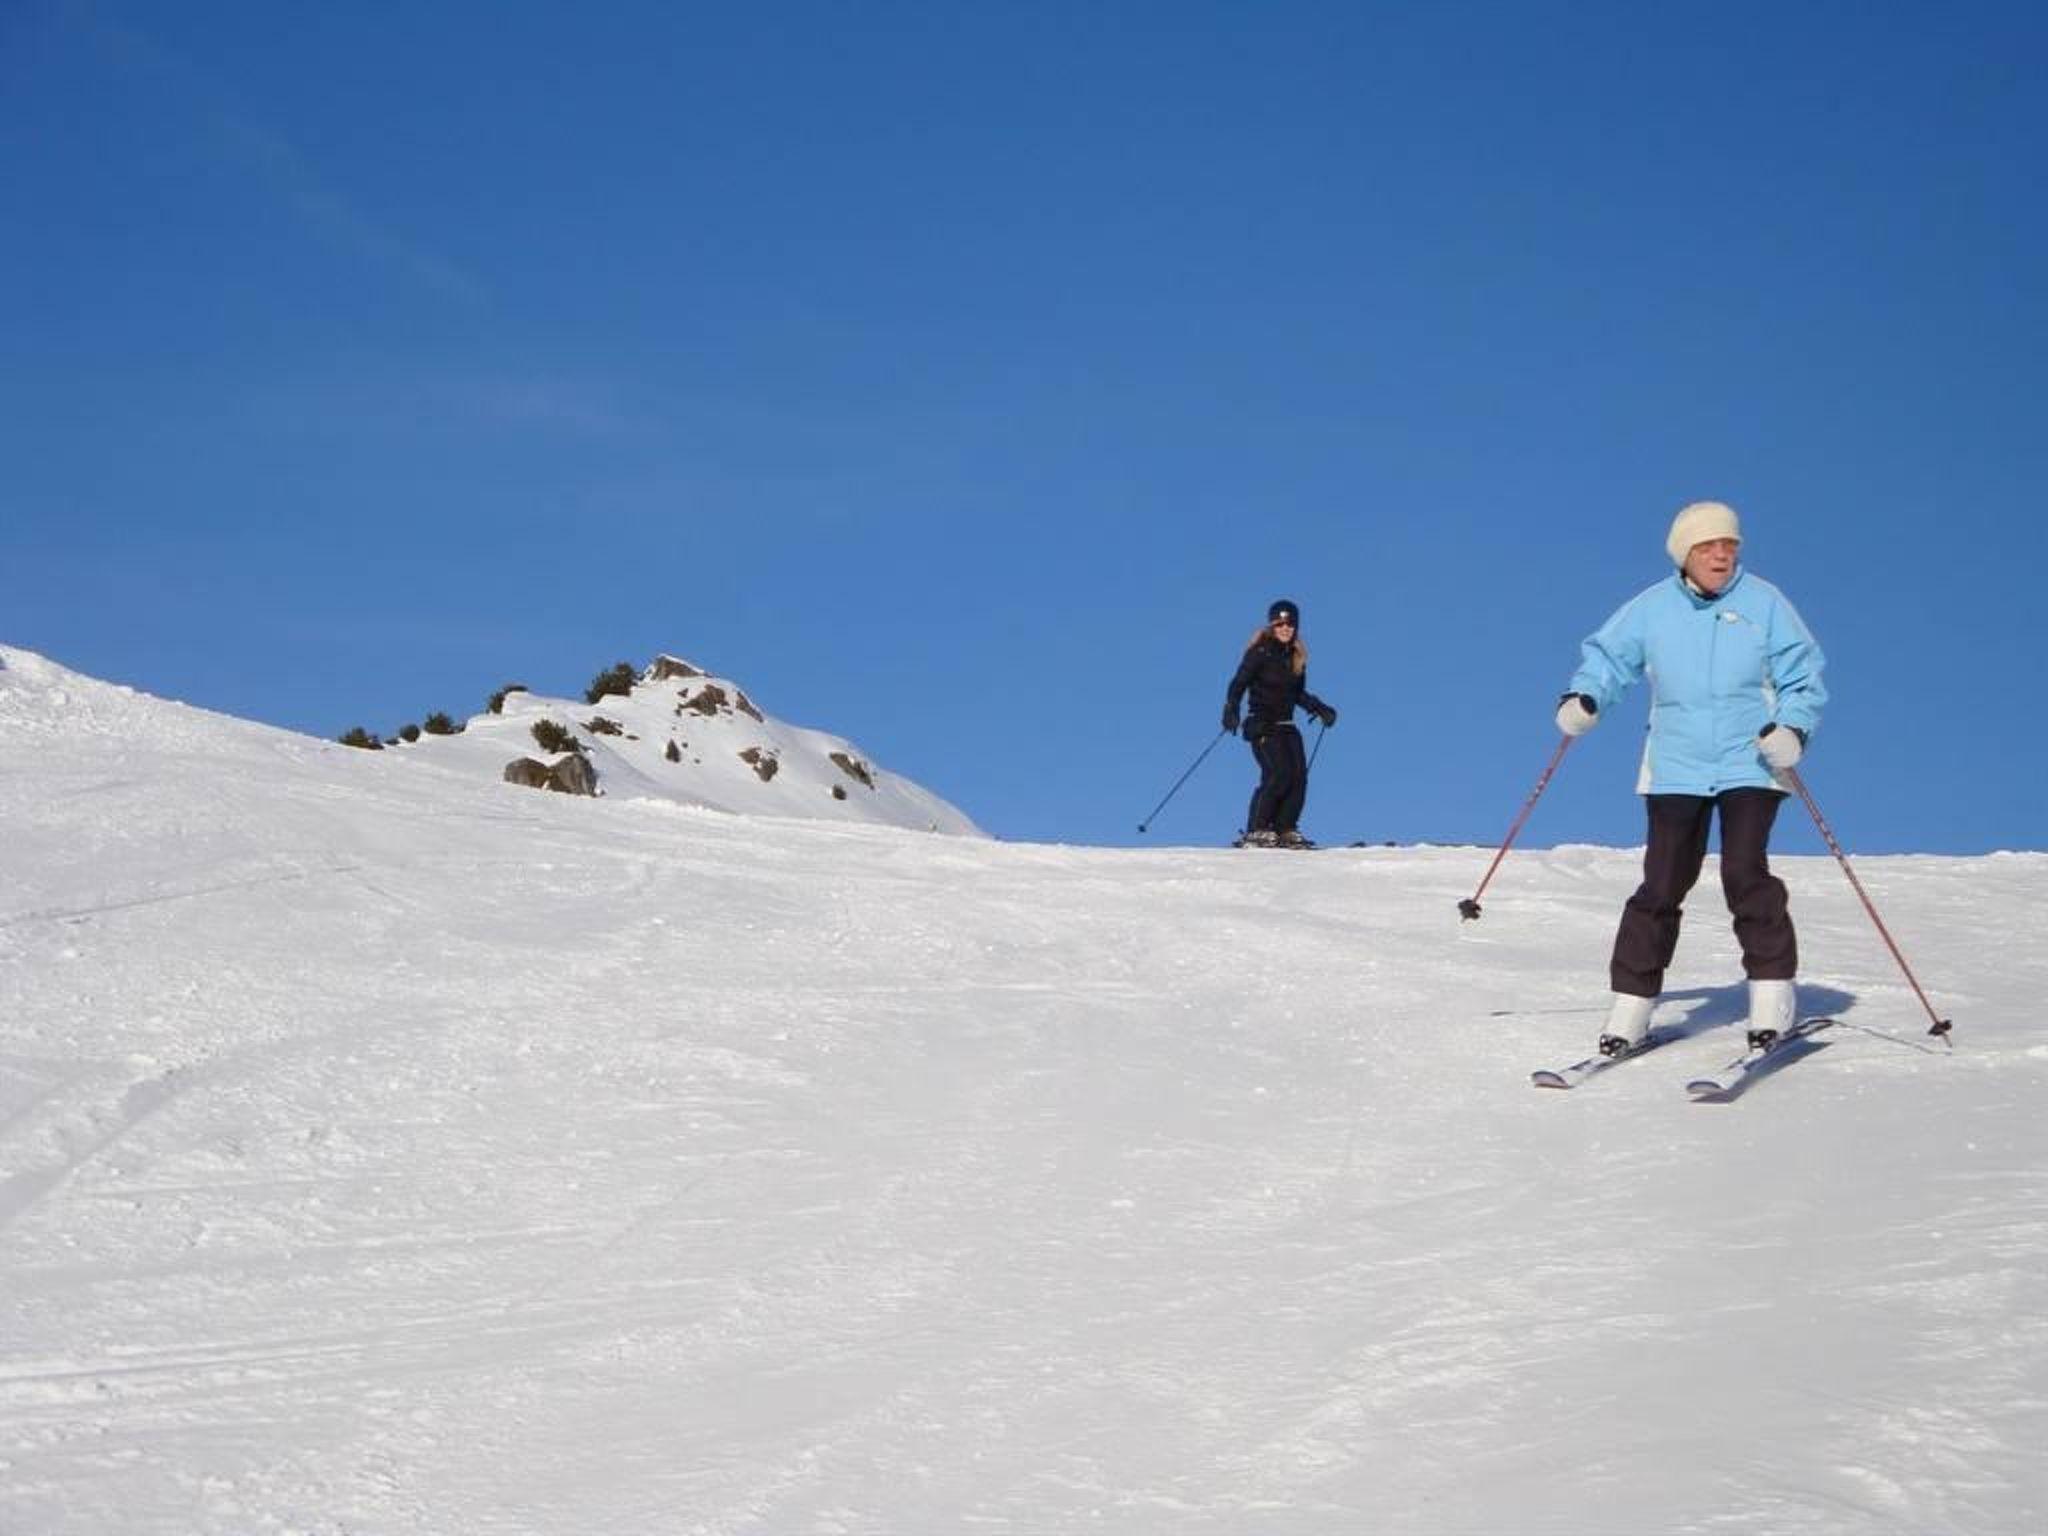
[
  {"left": 1271, "top": 616, "right": 1297, "bottom": 641},
  {"left": 1683, "top": 538, "right": 1740, "bottom": 594}
]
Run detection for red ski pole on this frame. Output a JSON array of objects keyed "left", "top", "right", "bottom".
[
  {"left": 1785, "top": 767, "right": 1953, "bottom": 1041},
  {"left": 1459, "top": 736, "right": 1572, "bottom": 921}
]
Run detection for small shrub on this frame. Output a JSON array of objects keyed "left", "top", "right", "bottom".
[
  {"left": 422, "top": 712, "right": 461, "bottom": 735},
  {"left": 397, "top": 723, "right": 422, "bottom": 743},
  {"left": 584, "top": 662, "right": 637, "bottom": 705},
  {"left": 340, "top": 727, "right": 383, "bottom": 751},
  {"left": 488, "top": 684, "right": 529, "bottom": 715},
  {"left": 531, "top": 719, "right": 580, "bottom": 755},
  {"left": 583, "top": 715, "right": 624, "bottom": 736}
]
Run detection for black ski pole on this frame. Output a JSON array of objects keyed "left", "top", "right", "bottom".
[
  {"left": 1137, "top": 730, "right": 1229, "bottom": 833},
  {"left": 1458, "top": 736, "right": 1573, "bottom": 921},
  {"left": 1307, "top": 719, "right": 1329, "bottom": 772},
  {"left": 1785, "top": 767, "right": 1953, "bottom": 1041}
]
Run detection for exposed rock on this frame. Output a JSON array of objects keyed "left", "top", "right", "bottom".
[
  {"left": 502, "top": 758, "right": 550, "bottom": 790},
  {"left": 680, "top": 684, "right": 729, "bottom": 717},
  {"left": 734, "top": 689, "right": 765, "bottom": 722},
  {"left": 829, "top": 750, "right": 876, "bottom": 790},
  {"left": 739, "top": 746, "right": 780, "bottom": 782},
  {"left": 648, "top": 655, "right": 703, "bottom": 683},
  {"left": 550, "top": 753, "right": 599, "bottom": 796},
  {"left": 502, "top": 755, "right": 599, "bottom": 796},
  {"left": 830, "top": 784, "right": 848, "bottom": 800},
  {"left": 664, "top": 740, "right": 681, "bottom": 763},
  {"left": 583, "top": 716, "right": 624, "bottom": 736}
]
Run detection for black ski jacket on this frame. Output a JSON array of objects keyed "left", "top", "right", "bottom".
[{"left": 1226, "top": 637, "right": 1329, "bottom": 733}]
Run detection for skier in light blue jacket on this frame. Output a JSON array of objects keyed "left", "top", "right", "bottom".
[{"left": 1554, "top": 500, "right": 1827, "bottom": 1058}]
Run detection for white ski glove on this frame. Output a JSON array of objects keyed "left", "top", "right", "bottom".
[
  {"left": 1758, "top": 723, "right": 1805, "bottom": 770},
  {"left": 1555, "top": 693, "right": 1598, "bottom": 738}
]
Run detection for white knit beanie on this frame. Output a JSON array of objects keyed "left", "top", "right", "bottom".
[{"left": 1665, "top": 500, "right": 1741, "bottom": 567}]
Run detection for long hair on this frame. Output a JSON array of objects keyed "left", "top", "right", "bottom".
[{"left": 1246, "top": 626, "right": 1307, "bottom": 676}]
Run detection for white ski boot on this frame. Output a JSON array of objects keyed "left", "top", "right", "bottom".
[
  {"left": 1597, "top": 994, "right": 1657, "bottom": 1058},
  {"left": 1745, "top": 978, "right": 1797, "bottom": 1050}
]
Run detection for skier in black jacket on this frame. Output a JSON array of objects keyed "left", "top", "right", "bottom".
[{"left": 1222, "top": 599, "right": 1337, "bottom": 847}]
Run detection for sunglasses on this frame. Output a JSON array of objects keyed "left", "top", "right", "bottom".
[{"left": 1271, "top": 617, "right": 1297, "bottom": 628}]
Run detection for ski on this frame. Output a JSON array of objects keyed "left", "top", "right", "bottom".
[
  {"left": 1686, "top": 1017, "right": 1835, "bottom": 1102},
  {"left": 1531, "top": 1026, "right": 1685, "bottom": 1090}
]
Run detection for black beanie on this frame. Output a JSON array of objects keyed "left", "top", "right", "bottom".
[{"left": 1268, "top": 598, "right": 1300, "bottom": 626}]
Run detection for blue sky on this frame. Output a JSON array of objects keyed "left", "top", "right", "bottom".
[{"left": 6, "top": 0, "right": 2044, "bottom": 854}]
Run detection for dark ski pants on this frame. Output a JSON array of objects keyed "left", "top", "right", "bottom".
[
  {"left": 1610, "top": 788, "right": 1796, "bottom": 998},
  {"left": 1247, "top": 724, "right": 1308, "bottom": 834}
]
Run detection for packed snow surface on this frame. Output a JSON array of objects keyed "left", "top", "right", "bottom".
[{"left": 2, "top": 644, "right": 2044, "bottom": 1535}]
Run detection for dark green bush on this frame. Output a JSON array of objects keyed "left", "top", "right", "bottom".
[
  {"left": 397, "top": 723, "right": 422, "bottom": 743},
  {"left": 584, "top": 662, "right": 637, "bottom": 705},
  {"left": 422, "top": 712, "right": 461, "bottom": 735},
  {"left": 340, "top": 727, "right": 383, "bottom": 750},
  {"left": 531, "top": 719, "right": 579, "bottom": 755}
]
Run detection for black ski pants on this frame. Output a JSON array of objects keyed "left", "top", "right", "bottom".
[
  {"left": 1610, "top": 788, "right": 1796, "bottom": 998},
  {"left": 1246, "top": 724, "right": 1308, "bottom": 835}
]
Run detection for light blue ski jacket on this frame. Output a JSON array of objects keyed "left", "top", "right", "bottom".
[{"left": 1568, "top": 567, "right": 1826, "bottom": 796}]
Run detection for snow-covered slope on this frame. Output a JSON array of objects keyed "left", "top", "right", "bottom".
[
  {"left": 378, "top": 654, "right": 981, "bottom": 836},
  {"left": 3, "top": 642, "right": 2045, "bottom": 1535}
]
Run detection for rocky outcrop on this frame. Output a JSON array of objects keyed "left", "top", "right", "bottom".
[
  {"left": 829, "top": 751, "right": 876, "bottom": 790},
  {"left": 502, "top": 755, "right": 599, "bottom": 796},
  {"left": 679, "top": 684, "right": 729, "bottom": 717},
  {"left": 367, "top": 649, "right": 979, "bottom": 834},
  {"left": 551, "top": 754, "right": 598, "bottom": 795},
  {"left": 668, "top": 680, "right": 764, "bottom": 722}
]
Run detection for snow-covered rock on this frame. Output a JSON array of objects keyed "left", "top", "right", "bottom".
[{"left": 386, "top": 653, "right": 982, "bottom": 835}]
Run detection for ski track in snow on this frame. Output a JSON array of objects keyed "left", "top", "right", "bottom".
[{"left": 2, "top": 646, "right": 2046, "bottom": 1534}]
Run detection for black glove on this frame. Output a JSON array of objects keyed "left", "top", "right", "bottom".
[
  {"left": 1222, "top": 704, "right": 1241, "bottom": 733},
  {"left": 1316, "top": 704, "right": 1338, "bottom": 728}
]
